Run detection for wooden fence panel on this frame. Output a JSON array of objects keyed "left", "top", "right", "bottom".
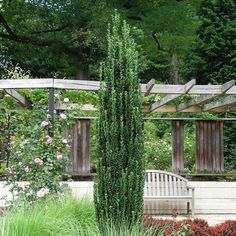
[
  {"left": 196, "top": 121, "right": 224, "bottom": 173},
  {"left": 65, "top": 119, "right": 90, "bottom": 175},
  {"left": 172, "top": 120, "right": 184, "bottom": 174}
]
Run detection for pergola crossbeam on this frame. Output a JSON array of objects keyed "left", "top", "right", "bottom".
[
  {"left": 150, "top": 79, "right": 196, "bottom": 112},
  {"left": 0, "top": 79, "right": 53, "bottom": 89},
  {"left": 221, "top": 80, "right": 235, "bottom": 92},
  {"left": 203, "top": 95, "right": 236, "bottom": 111},
  {"left": 0, "top": 79, "right": 236, "bottom": 95},
  {"left": 177, "top": 95, "right": 214, "bottom": 111},
  {"left": 4, "top": 89, "right": 31, "bottom": 108},
  {"left": 144, "top": 79, "right": 155, "bottom": 96},
  {"left": 0, "top": 78, "right": 236, "bottom": 112},
  {"left": 176, "top": 80, "right": 235, "bottom": 111}
]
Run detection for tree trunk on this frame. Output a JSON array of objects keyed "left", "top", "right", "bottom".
[
  {"left": 170, "top": 53, "right": 181, "bottom": 84},
  {"left": 76, "top": 64, "right": 90, "bottom": 80}
]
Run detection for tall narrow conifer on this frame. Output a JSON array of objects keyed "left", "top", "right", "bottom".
[{"left": 94, "top": 12, "right": 144, "bottom": 229}]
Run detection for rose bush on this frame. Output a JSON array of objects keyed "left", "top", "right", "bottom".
[{"left": 5, "top": 104, "right": 74, "bottom": 205}]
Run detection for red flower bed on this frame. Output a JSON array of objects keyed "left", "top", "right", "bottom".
[{"left": 143, "top": 216, "right": 236, "bottom": 236}]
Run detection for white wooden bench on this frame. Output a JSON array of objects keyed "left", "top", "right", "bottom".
[{"left": 144, "top": 170, "right": 195, "bottom": 216}]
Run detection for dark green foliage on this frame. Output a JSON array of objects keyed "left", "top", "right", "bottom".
[
  {"left": 224, "top": 120, "right": 236, "bottom": 172},
  {"left": 0, "top": 0, "right": 199, "bottom": 82},
  {"left": 94, "top": 12, "right": 144, "bottom": 230},
  {"left": 183, "top": 0, "right": 236, "bottom": 84}
]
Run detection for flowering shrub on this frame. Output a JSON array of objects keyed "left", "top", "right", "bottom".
[
  {"left": 6, "top": 105, "right": 73, "bottom": 205},
  {"left": 143, "top": 216, "right": 236, "bottom": 236}
]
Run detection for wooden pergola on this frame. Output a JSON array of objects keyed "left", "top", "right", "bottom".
[{"left": 1, "top": 78, "right": 236, "bottom": 175}]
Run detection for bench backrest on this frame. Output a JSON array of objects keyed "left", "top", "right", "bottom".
[{"left": 144, "top": 170, "right": 189, "bottom": 196}]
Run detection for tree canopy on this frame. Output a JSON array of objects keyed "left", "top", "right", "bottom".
[{"left": 0, "top": 0, "right": 199, "bottom": 82}]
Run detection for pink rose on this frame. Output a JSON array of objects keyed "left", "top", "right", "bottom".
[
  {"left": 47, "top": 136, "right": 53, "bottom": 144},
  {"left": 40, "top": 121, "right": 49, "bottom": 128},
  {"left": 59, "top": 113, "right": 67, "bottom": 120},
  {"left": 36, "top": 187, "right": 49, "bottom": 198},
  {"left": 24, "top": 166, "right": 32, "bottom": 172},
  {"left": 56, "top": 154, "right": 63, "bottom": 161},
  {"left": 66, "top": 144, "right": 71, "bottom": 149},
  {"left": 68, "top": 134, "right": 72, "bottom": 139},
  {"left": 34, "top": 158, "right": 43, "bottom": 165},
  {"left": 62, "top": 139, "right": 68, "bottom": 144}
]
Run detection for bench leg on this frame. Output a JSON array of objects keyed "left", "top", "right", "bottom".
[
  {"left": 187, "top": 202, "right": 190, "bottom": 215},
  {"left": 191, "top": 189, "right": 195, "bottom": 216}
]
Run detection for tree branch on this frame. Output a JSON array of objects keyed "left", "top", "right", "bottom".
[
  {"left": 0, "top": 13, "right": 92, "bottom": 61},
  {"left": 0, "top": 13, "right": 17, "bottom": 38},
  {"left": 30, "top": 24, "right": 70, "bottom": 34},
  {"left": 0, "top": 32, "right": 79, "bottom": 57},
  {"left": 152, "top": 31, "right": 169, "bottom": 53},
  {"left": 127, "top": 16, "right": 142, "bottom": 21}
]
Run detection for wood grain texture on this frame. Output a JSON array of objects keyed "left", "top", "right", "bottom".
[
  {"left": 66, "top": 119, "right": 90, "bottom": 175},
  {"left": 172, "top": 120, "right": 184, "bottom": 174},
  {"left": 195, "top": 121, "right": 224, "bottom": 173}
]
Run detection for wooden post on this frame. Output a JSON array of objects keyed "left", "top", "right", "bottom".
[
  {"left": 5, "top": 112, "right": 11, "bottom": 168},
  {"left": 195, "top": 121, "right": 224, "bottom": 173},
  {"left": 172, "top": 120, "right": 184, "bottom": 174},
  {"left": 66, "top": 119, "right": 91, "bottom": 175},
  {"left": 49, "top": 88, "right": 54, "bottom": 127}
]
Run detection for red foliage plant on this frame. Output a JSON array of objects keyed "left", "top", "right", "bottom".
[
  {"left": 143, "top": 216, "right": 236, "bottom": 236},
  {"left": 213, "top": 220, "right": 236, "bottom": 236}
]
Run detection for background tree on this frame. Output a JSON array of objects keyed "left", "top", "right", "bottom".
[
  {"left": 94, "top": 12, "right": 144, "bottom": 230},
  {"left": 0, "top": 0, "right": 110, "bottom": 78},
  {"left": 136, "top": 0, "right": 200, "bottom": 84},
  {"left": 0, "top": 0, "right": 199, "bottom": 82},
  {"left": 182, "top": 0, "right": 236, "bottom": 84}
]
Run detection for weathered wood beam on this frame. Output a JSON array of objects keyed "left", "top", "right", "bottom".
[
  {"left": 150, "top": 79, "right": 196, "bottom": 112},
  {"left": 144, "top": 79, "right": 155, "bottom": 96},
  {"left": 150, "top": 94, "right": 180, "bottom": 111},
  {"left": 141, "top": 84, "right": 185, "bottom": 94},
  {"left": 0, "top": 79, "right": 235, "bottom": 95},
  {"left": 54, "top": 79, "right": 100, "bottom": 90},
  {"left": 56, "top": 103, "right": 98, "bottom": 111},
  {"left": 4, "top": 89, "right": 31, "bottom": 107},
  {"left": 176, "top": 80, "right": 235, "bottom": 111},
  {"left": 177, "top": 95, "right": 214, "bottom": 111},
  {"left": 203, "top": 95, "right": 236, "bottom": 111},
  {"left": 0, "top": 79, "right": 53, "bottom": 89},
  {"left": 221, "top": 80, "right": 235, "bottom": 92}
]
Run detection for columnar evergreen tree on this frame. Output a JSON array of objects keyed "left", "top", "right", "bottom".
[{"left": 94, "top": 12, "right": 144, "bottom": 230}]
